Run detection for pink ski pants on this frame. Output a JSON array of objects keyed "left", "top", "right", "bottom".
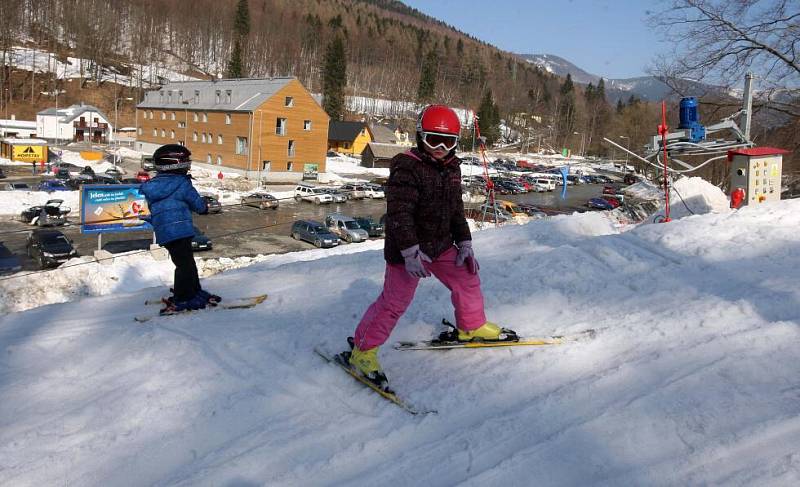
[{"left": 353, "top": 246, "right": 487, "bottom": 350}]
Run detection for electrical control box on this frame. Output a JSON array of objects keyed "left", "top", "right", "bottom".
[{"left": 728, "top": 147, "right": 788, "bottom": 207}]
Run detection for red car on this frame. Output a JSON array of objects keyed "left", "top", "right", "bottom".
[
  {"left": 600, "top": 195, "right": 621, "bottom": 208},
  {"left": 602, "top": 185, "right": 617, "bottom": 195},
  {"left": 136, "top": 170, "right": 152, "bottom": 183}
]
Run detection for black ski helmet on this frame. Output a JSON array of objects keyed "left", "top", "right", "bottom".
[{"left": 153, "top": 144, "right": 192, "bottom": 172}]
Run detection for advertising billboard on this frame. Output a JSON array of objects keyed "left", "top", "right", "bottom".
[{"left": 80, "top": 184, "right": 152, "bottom": 234}]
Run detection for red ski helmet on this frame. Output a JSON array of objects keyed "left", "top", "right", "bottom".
[
  {"left": 416, "top": 104, "right": 461, "bottom": 136},
  {"left": 416, "top": 105, "right": 461, "bottom": 155}
]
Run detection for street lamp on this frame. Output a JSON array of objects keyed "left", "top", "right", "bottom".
[{"left": 573, "top": 131, "right": 585, "bottom": 157}]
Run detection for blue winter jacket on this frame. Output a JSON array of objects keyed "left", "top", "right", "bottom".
[{"left": 140, "top": 174, "right": 208, "bottom": 244}]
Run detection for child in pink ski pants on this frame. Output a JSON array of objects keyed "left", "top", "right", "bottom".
[{"left": 353, "top": 246, "right": 486, "bottom": 350}]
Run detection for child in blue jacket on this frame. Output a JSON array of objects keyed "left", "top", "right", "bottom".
[{"left": 140, "top": 144, "right": 218, "bottom": 314}]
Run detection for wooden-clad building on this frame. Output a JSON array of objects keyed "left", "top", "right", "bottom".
[
  {"left": 360, "top": 142, "right": 407, "bottom": 169},
  {"left": 136, "top": 77, "right": 329, "bottom": 181},
  {"left": 328, "top": 121, "right": 373, "bottom": 156}
]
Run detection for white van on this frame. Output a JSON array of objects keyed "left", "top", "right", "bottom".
[{"left": 534, "top": 179, "right": 556, "bottom": 191}]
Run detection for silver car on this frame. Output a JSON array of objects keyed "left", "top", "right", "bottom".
[
  {"left": 241, "top": 192, "right": 279, "bottom": 210},
  {"left": 325, "top": 213, "right": 369, "bottom": 243}
]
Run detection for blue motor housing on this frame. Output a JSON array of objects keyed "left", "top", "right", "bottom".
[{"left": 678, "top": 97, "right": 706, "bottom": 143}]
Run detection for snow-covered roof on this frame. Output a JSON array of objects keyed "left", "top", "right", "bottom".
[
  {"left": 0, "top": 119, "right": 36, "bottom": 129},
  {"left": 37, "top": 104, "right": 109, "bottom": 124},
  {"left": 137, "top": 77, "right": 297, "bottom": 112},
  {"left": 2, "top": 138, "right": 47, "bottom": 145}
]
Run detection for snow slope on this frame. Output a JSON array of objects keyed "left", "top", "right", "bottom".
[{"left": 1, "top": 201, "right": 799, "bottom": 486}]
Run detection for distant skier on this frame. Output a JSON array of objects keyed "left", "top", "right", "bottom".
[
  {"left": 346, "top": 104, "right": 515, "bottom": 391},
  {"left": 140, "top": 144, "right": 219, "bottom": 314}
]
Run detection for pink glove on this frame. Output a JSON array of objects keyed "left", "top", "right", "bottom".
[
  {"left": 455, "top": 241, "right": 479, "bottom": 274},
  {"left": 400, "top": 244, "right": 432, "bottom": 278}
]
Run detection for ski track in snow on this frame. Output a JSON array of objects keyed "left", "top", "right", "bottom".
[{"left": 0, "top": 199, "right": 799, "bottom": 485}]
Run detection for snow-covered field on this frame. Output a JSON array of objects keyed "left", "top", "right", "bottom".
[{"left": 0, "top": 172, "right": 799, "bottom": 485}]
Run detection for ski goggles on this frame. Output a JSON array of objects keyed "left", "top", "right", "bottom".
[{"left": 421, "top": 131, "right": 459, "bottom": 151}]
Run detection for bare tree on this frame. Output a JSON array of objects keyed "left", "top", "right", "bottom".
[{"left": 650, "top": 0, "right": 800, "bottom": 117}]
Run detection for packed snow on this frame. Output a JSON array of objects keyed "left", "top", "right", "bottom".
[{"left": 0, "top": 168, "right": 799, "bottom": 485}]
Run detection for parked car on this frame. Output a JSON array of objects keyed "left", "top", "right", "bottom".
[
  {"left": 52, "top": 162, "right": 79, "bottom": 176},
  {"left": 105, "top": 166, "right": 125, "bottom": 178},
  {"left": 38, "top": 180, "right": 71, "bottom": 192},
  {"left": 587, "top": 197, "right": 615, "bottom": 210},
  {"left": 290, "top": 219, "right": 340, "bottom": 248},
  {"left": 362, "top": 184, "right": 385, "bottom": 199},
  {"left": 325, "top": 213, "right": 369, "bottom": 243},
  {"left": 320, "top": 188, "right": 347, "bottom": 203},
  {"left": 339, "top": 183, "right": 367, "bottom": 200},
  {"left": 19, "top": 199, "right": 71, "bottom": 226},
  {"left": 0, "top": 167, "right": 5, "bottom": 179},
  {"left": 201, "top": 194, "right": 223, "bottom": 214},
  {"left": 79, "top": 166, "right": 96, "bottom": 177},
  {"left": 517, "top": 204, "right": 548, "bottom": 219},
  {"left": 191, "top": 226, "right": 212, "bottom": 251},
  {"left": 0, "top": 242, "right": 21, "bottom": 275},
  {"left": 495, "top": 200, "right": 528, "bottom": 217},
  {"left": 326, "top": 150, "right": 339, "bottom": 157},
  {"left": 135, "top": 170, "right": 152, "bottom": 183},
  {"left": 26, "top": 229, "right": 78, "bottom": 269},
  {"left": 294, "top": 183, "right": 334, "bottom": 204},
  {"left": 241, "top": 192, "right": 279, "bottom": 210},
  {"left": 1, "top": 182, "right": 31, "bottom": 191},
  {"left": 353, "top": 216, "right": 385, "bottom": 237},
  {"left": 93, "top": 174, "right": 122, "bottom": 185},
  {"left": 602, "top": 185, "right": 620, "bottom": 195},
  {"left": 600, "top": 195, "right": 622, "bottom": 208},
  {"left": 141, "top": 156, "right": 155, "bottom": 171}
]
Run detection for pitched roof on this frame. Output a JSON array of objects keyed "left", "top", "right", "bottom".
[
  {"left": 369, "top": 124, "right": 396, "bottom": 144},
  {"left": 136, "top": 78, "right": 296, "bottom": 112},
  {"left": 37, "top": 104, "right": 108, "bottom": 123},
  {"left": 328, "top": 121, "right": 369, "bottom": 142},
  {"left": 363, "top": 142, "right": 407, "bottom": 159}
]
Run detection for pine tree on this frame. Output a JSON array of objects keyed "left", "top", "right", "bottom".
[
  {"left": 323, "top": 36, "right": 347, "bottom": 120},
  {"left": 556, "top": 74, "right": 576, "bottom": 148},
  {"left": 227, "top": 0, "right": 250, "bottom": 78},
  {"left": 417, "top": 49, "right": 438, "bottom": 102},
  {"left": 477, "top": 89, "right": 500, "bottom": 145},
  {"left": 227, "top": 39, "right": 243, "bottom": 78}
]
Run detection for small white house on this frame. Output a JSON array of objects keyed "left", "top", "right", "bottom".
[
  {"left": 0, "top": 117, "right": 37, "bottom": 138},
  {"left": 36, "top": 103, "right": 113, "bottom": 143}
]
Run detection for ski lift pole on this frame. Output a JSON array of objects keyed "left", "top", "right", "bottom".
[
  {"left": 658, "top": 101, "right": 671, "bottom": 222},
  {"left": 473, "top": 114, "right": 498, "bottom": 226}
]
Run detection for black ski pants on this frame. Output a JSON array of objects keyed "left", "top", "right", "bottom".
[{"left": 164, "top": 236, "right": 200, "bottom": 301}]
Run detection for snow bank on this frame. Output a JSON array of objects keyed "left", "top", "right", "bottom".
[
  {"left": 0, "top": 190, "right": 80, "bottom": 216},
  {"left": 0, "top": 198, "right": 799, "bottom": 485}
]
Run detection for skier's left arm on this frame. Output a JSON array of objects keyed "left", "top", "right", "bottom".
[
  {"left": 182, "top": 179, "right": 209, "bottom": 215},
  {"left": 450, "top": 170, "right": 471, "bottom": 244}
]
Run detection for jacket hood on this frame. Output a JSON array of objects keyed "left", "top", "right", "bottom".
[{"left": 140, "top": 174, "right": 186, "bottom": 202}]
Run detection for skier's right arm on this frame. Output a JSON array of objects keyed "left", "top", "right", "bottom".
[{"left": 386, "top": 165, "right": 419, "bottom": 251}]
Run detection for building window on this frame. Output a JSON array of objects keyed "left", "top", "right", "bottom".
[
  {"left": 225, "top": 114, "right": 231, "bottom": 125},
  {"left": 285, "top": 96, "right": 293, "bottom": 107},
  {"left": 201, "top": 133, "right": 206, "bottom": 143},
  {"left": 288, "top": 140, "right": 295, "bottom": 157},
  {"left": 208, "top": 132, "right": 213, "bottom": 144},
  {"left": 287, "top": 161, "right": 293, "bottom": 171},
  {"left": 215, "top": 90, "right": 221, "bottom": 104},
  {"left": 161, "top": 112, "right": 166, "bottom": 120},
  {"left": 168, "top": 91, "right": 172, "bottom": 103},
  {"left": 236, "top": 136, "right": 249, "bottom": 155},
  {"left": 159, "top": 91, "right": 164, "bottom": 103},
  {"left": 207, "top": 153, "right": 212, "bottom": 164},
  {"left": 193, "top": 113, "right": 198, "bottom": 122},
  {"left": 152, "top": 128, "right": 157, "bottom": 137},
  {"left": 170, "top": 130, "right": 175, "bottom": 139},
  {"left": 304, "top": 120, "right": 312, "bottom": 131},
  {"left": 178, "top": 90, "right": 183, "bottom": 101},
  {"left": 344, "top": 142, "right": 350, "bottom": 149},
  {"left": 178, "top": 121, "right": 185, "bottom": 128},
  {"left": 138, "top": 128, "right": 142, "bottom": 135},
  {"left": 193, "top": 132, "right": 198, "bottom": 142},
  {"left": 148, "top": 110, "right": 153, "bottom": 119},
  {"left": 161, "top": 129, "right": 165, "bottom": 137},
  {"left": 194, "top": 90, "right": 200, "bottom": 103},
  {"left": 170, "top": 112, "right": 176, "bottom": 120},
  {"left": 225, "top": 90, "right": 232, "bottom": 104},
  {"left": 276, "top": 118, "right": 286, "bottom": 135},
  {"left": 203, "top": 113, "right": 208, "bottom": 122},
  {"left": 216, "top": 155, "right": 222, "bottom": 165},
  {"left": 217, "top": 134, "right": 223, "bottom": 144}
]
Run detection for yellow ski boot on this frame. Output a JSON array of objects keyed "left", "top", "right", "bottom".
[
  {"left": 347, "top": 339, "right": 390, "bottom": 391},
  {"left": 458, "top": 321, "right": 504, "bottom": 341}
]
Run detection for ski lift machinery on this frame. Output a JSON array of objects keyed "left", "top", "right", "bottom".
[{"left": 604, "top": 72, "right": 789, "bottom": 209}]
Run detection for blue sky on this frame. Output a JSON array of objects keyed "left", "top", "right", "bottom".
[{"left": 402, "top": 0, "right": 666, "bottom": 79}]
